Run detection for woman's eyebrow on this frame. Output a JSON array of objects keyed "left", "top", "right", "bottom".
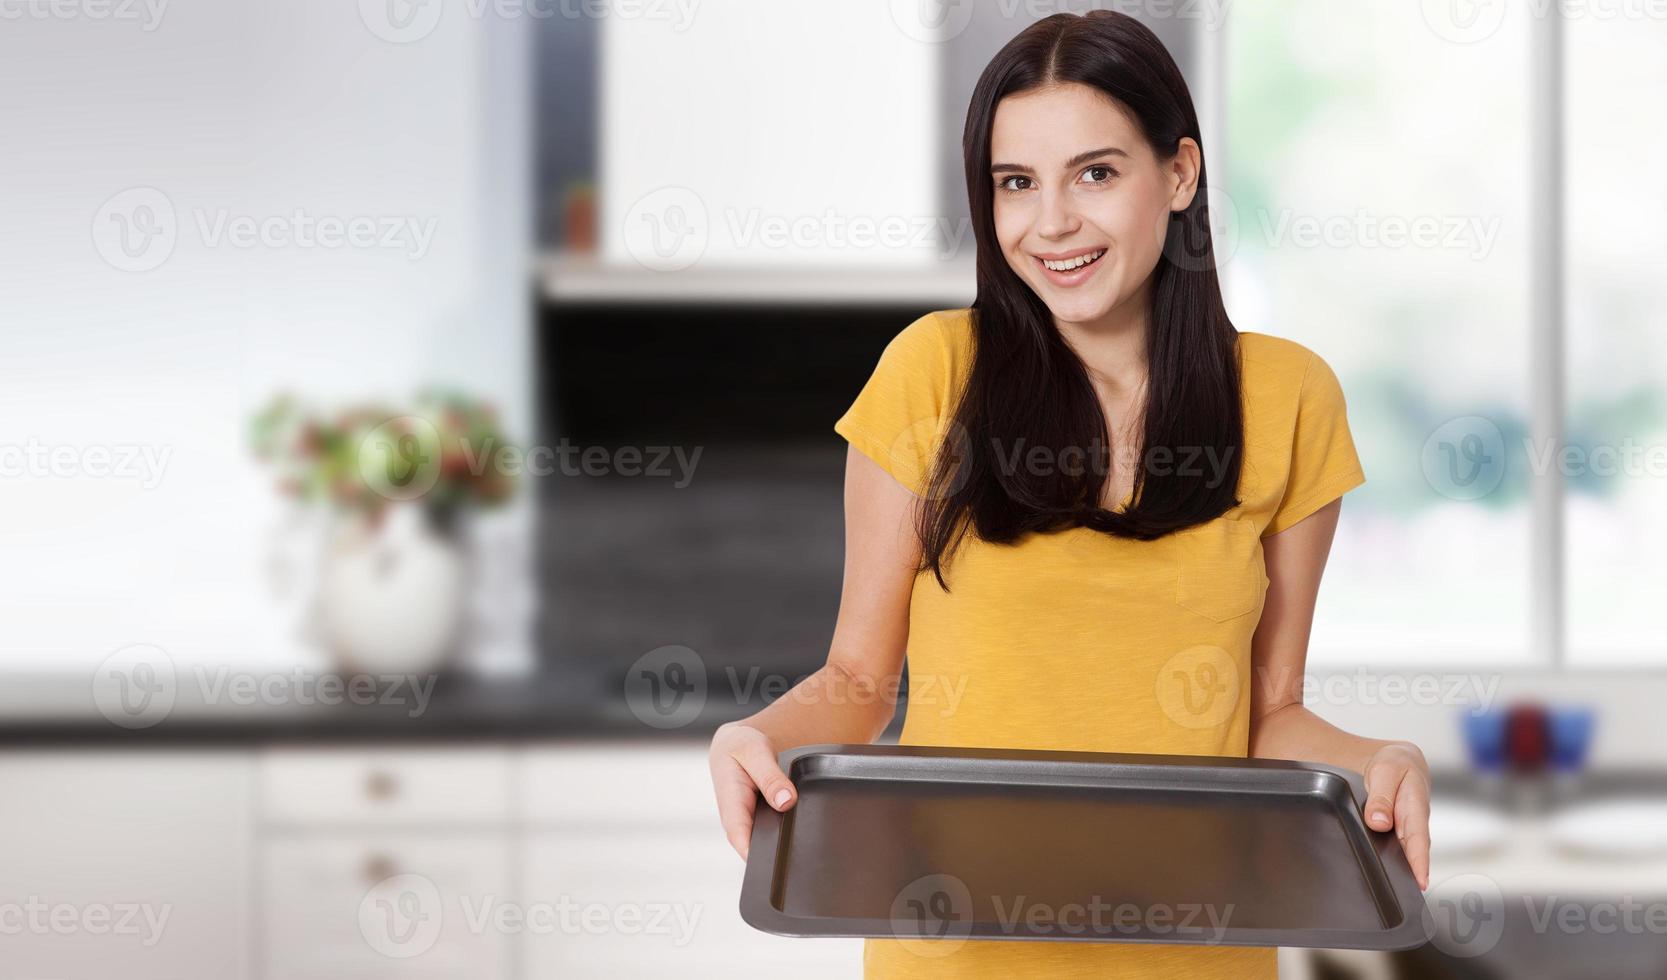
[{"left": 990, "top": 146, "right": 1129, "bottom": 175}]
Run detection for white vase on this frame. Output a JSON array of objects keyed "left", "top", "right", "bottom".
[{"left": 316, "top": 503, "right": 467, "bottom": 676}]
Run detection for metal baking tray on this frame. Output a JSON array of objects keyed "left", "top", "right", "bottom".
[{"left": 740, "top": 743, "right": 1431, "bottom": 951}]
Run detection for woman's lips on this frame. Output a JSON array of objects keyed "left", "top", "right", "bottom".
[{"left": 1034, "top": 247, "right": 1106, "bottom": 288}]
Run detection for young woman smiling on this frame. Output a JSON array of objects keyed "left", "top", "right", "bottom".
[{"left": 708, "top": 11, "right": 1430, "bottom": 978}]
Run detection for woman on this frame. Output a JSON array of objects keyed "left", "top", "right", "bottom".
[{"left": 708, "top": 10, "right": 1430, "bottom": 978}]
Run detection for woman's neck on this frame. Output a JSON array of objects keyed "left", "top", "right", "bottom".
[{"left": 1053, "top": 280, "right": 1151, "bottom": 402}]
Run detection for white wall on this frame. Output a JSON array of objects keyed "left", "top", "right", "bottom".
[{"left": 0, "top": 0, "right": 534, "bottom": 673}]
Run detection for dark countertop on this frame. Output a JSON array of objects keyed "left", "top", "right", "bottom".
[
  {"left": 0, "top": 672, "right": 725, "bottom": 745},
  {"left": 0, "top": 670, "right": 905, "bottom": 746}
]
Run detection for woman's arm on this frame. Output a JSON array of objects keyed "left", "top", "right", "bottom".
[
  {"left": 1248, "top": 498, "right": 1432, "bottom": 889},
  {"left": 708, "top": 445, "right": 922, "bottom": 858}
]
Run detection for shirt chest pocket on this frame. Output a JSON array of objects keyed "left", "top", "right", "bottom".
[{"left": 1173, "top": 517, "right": 1269, "bottom": 622}]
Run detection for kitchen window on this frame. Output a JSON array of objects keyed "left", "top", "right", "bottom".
[{"left": 1221, "top": 0, "right": 1663, "bottom": 669}]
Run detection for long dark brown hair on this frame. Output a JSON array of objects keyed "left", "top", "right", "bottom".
[{"left": 920, "top": 10, "right": 1244, "bottom": 588}]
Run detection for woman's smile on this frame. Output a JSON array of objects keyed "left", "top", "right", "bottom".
[{"left": 1033, "top": 245, "right": 1108, "bottom": 287}]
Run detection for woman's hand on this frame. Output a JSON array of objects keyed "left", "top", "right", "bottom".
[
  {"left": 1362, "top": 741, "right": 1431, "bottom": 890},
  {"left": 709, "top": 721, "right": 798, "bottom": 860}
]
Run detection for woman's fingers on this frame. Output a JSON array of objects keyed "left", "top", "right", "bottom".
[
  {"left": 1393, "top": 772, "right": 1433, "bottom": 890},
  {"left": 712, "top": 759, "right": 760, "bottom": 860},
  {"left": 709, "top": 724, "right": 796, "bottom": 861},
  {"left": 1363, "top": 744, "right": 1432, "bottom": 890}
]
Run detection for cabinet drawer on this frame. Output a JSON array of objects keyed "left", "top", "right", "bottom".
[
  {"left": 520, "top": 743, "right": 713, "bottom": 825},
  {"left": 262, "top": 834, "right": 510, "bottom": 980},
  {"left": 259, "top": 747, "right": 512, "bottom": 827}
]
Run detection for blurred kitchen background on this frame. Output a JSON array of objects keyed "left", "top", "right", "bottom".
[{"left": 1, "top": 0, "right": 1665, "bottom": 977}]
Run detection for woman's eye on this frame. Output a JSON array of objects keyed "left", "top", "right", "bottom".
[
  {"left": 997, "top": 175, "right": 1033, "bottom": 192},
  {"left": 1081, "top": 165, "right": 1118, "bottom": 184}
]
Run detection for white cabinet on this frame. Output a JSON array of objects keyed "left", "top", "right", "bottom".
[
  {"left": 0, "top": 741, "right": 859, "bottom": 979},
  {"left": 519, "top": 744, "right": 861, "bottom": 979},
  {"left": 0, "top": 750, "right": 254, "bottom": 980},
  {"left": 257, "top": 747, "right": 515, "bottom": 980}
]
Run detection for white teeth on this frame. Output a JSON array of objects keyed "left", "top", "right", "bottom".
[{"left": 1041, "top": 249, "right": 1104, "bottom": 272}]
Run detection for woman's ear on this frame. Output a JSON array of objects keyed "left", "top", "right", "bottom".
[{"left": 1169, "top": 137, "right": 1202, "bottom": 213}]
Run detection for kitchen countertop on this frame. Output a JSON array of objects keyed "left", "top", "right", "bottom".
[{"left": 0, "top": 670, "right": 766, "bottom": 745}]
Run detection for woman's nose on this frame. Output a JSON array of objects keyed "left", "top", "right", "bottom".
[{"left": 1036, "top": 186, "right": 1081, "bottom": 239}]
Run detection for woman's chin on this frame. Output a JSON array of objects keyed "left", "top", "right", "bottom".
[{"left": 1038, "top": 290, "right": 1117, "bottom": 327}]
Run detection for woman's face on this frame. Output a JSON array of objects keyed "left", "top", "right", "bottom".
[{"left": 989, "top": 82, "right": 1198, "bottom": 328}]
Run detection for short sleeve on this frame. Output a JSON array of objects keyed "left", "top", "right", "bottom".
[
  {"left": 1264, "top": 350, "right": 1367, "bottom": 535},
  {"left": 834, "top": 311, "right": 962, "bottom": 496}
]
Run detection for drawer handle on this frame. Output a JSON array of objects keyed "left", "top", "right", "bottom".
[
  {"left": 365, "top": 770, "right": 400, "bottom": 802},
  {"left": 364, "top": 854, "right": 397, "bottom": 883}
]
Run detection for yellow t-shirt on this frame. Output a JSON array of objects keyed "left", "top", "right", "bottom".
[{"left": 833, "top": 308, "right": 1366, "bottom": 980}]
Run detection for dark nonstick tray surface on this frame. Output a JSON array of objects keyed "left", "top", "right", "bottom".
[{"left": 741, "top": 743, "right": 1431, "bottom": 950}]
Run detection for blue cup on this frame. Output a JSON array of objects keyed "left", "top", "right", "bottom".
[
  {"left": 1460, "top": 707, "right": 1508, "bottom": 772},
  {"left": 1547, "top": 705, "right": 1596, "bottom": 773}
]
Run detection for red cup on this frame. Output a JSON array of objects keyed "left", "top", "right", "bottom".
[{"left": 1504, "top": 703, "right": 1550, "bottom": 772}]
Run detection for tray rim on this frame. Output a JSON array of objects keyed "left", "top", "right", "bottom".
[{"left": 739, "top": 743, "right": 1433, "bottom": 952}]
